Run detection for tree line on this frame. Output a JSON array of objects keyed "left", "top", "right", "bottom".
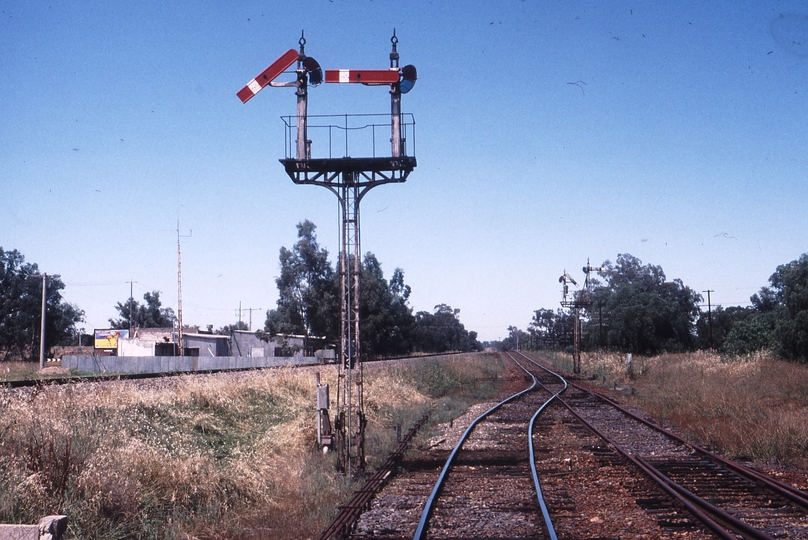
[
  {"left": 6, "top": 237, "right": 804, "bottom": 364},
  {"left": 694, "top": 253, "right": 808, "bottom": 361},
  {"left": 260, "top": 220, "right": 481, "bottom": 357},
  {"left": 1, "top": 222, "right": 482, "bottom": 363},
  {"left": 510, "top": 252, "right": 808, "bottom": 363},
  {"left": 0, "top": 247, "right": 84, "bottom": 362}
]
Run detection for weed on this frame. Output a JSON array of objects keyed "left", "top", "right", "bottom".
[
  {"left": 1, "top": 355, "right": 508, "bottom": 538},
  {"left": 536, "top": 349, "right": 808, "bottom": 465}
]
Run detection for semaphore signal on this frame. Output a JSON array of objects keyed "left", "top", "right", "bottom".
[
  {"left": 236, "top": 48, "right": 298, "bottom": 103},
  {"left": 236, "top": 30, "right": 417, "bottom": 477},
  {"left": 559, "top": 259, "right": 604, "bottom": 375},
  {"left": 236, "top": 46, "right": 323, "bottom": 104}
]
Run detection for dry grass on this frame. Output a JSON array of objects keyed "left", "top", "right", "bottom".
[
  {"left": 0, "top": 362, "right": 41, "bottom": 381},
  {"left": 1, "top": 368, "right": 335, "bottom": 539},
  {"left": 0, "top": 353, "right": 505, "bottom": 539},
  {"left": 0, "top": 361, "right": 71, "bottom": 383},
  {"left": 537, "top": 350, "right": 808, "bottom": 466}
]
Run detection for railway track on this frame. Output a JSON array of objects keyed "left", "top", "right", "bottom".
[
  {"left": 12, "top": 351, "right": 806, "bottom": 538},
  {"left": 411, "top": 352, "right": 564, "bottom": 539},
  {"left": 542, "top": 357, "right": 808, "bottom": 540},
  {"left": 330, "top": 351, "right": 808, "bottom": 539}
]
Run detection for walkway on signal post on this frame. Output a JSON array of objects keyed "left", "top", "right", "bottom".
[{"left": 237, "top": 31, "right": 417, "bottom": 477}]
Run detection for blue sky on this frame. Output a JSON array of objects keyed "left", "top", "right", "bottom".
[{"left": 2, "top": 1, "right": 807, "bottom": 341}]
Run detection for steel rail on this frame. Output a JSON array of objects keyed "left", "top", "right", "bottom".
[
  {"left": 536, "top": 370, "right": 784, "bottom": 540},
  {"left": 633, "top": 455, "right": 778, "bottom": 540},
  {"left": 548, "top": 388, "right": 750, "bottom": 540},
  {"left": 316, "top": 414, "right": 429, "bottom": 540},
  {"left": 582, "top": 384, "right": 808, "bottom": 512},
  {"left": 514, "top": 350, "right": 567, "bottom": 540},
  {"left": 523, "top": 353, "right": 807, "bottom": 539},
  {"left": 412, "top": 352, "right": 557, "bottom": 540}
]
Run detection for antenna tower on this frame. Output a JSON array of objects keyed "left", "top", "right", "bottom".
[{"left": 176, "top": 221, "right": 191, "bottom": 356}]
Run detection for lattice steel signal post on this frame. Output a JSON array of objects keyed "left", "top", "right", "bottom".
[
  {"left": 237, "top": 32, "right": 417, "bottom": 476},
  {"left": 559, "top": 260, "right": 603, "bottom": 375}
]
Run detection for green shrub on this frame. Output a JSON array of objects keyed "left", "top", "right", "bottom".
[{"left": 721, "top": 312, "right": 774, "bottom": 357}]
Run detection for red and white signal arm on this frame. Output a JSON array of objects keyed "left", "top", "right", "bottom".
[
  {"left": 237, "top": 48, "right": 299, "bottom": 103},
  {"left": 324, "top": 69, "right": 400, "bottom": 85}
]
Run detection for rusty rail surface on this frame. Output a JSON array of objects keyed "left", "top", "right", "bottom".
[
  {"left": 588, "top": 386, "right": 808, "bottom": 513},
  {"left": 553, "top": 393, "right": 759, "bottom": 540},
  {"left": 546, "top": 372, "right": 808, "bottom": 539},
  {"left": 317, "top": 414, "right": 429, "bottom": 540}
]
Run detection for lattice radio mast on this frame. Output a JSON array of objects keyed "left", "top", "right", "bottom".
[{"left": 176, "top": 221, "right": 191, "bottom": 356}]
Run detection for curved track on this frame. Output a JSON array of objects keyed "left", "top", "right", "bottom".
[
  {"left": 18, "top": 351, "right": 806, "bottom": 538},
  {"left": 391, "top": 351, "right": 808, "bottom": 539},
  {"left": 413, "top": 352, "right": 566, "bottom": 539}
]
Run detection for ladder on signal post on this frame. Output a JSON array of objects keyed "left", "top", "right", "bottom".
[{"left": 237, "top": 31, "right": 416, "bottom": 476}]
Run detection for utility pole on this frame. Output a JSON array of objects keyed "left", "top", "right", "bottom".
[
  {"left": 127, "top": 280, "right": 138, "bottom": 335},
  {"left": 242, "top": 307, "right": 262, "bottom": 331},
  {"left": 703, "top": 290, "right": 714, "bottom": 349},
  {"left": 39, "top": 273, "right": 60, "bottom": 370}
]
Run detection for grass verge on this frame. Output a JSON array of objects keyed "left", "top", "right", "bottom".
[
  {"left": 534, "top": 349, "right": 808, "bottom": 466},
  {"left": 0, "top": 352, "right": 506, "bottom": 538}
]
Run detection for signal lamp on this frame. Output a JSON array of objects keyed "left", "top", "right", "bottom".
[
  {"left": 399, "top": 64, "right": 417, "bottom": 93},
  {"left": 303, "top": 57, "right": 323, "bottom": 86}
]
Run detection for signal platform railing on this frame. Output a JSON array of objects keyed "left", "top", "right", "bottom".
[{"left": 282, "top": 113, "right": 416, "bottom": 161}]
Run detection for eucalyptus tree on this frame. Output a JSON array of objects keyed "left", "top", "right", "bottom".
[
  {"left": 0, "top": 247, "right": 84, "bottom": 361},
  {"left": 768, "top": 253, "right": 808, "bottom": 361},
  {"left": 263, "top": 221, "right": 482, "bottom": 357},
  {"left": 731, "top": 253, "right": 808, "bottom": 361},
  {"left": 529, "top": 308, "right": 576, "bottom": 349},
  {"left": 585, "top": 254, "right": 701, "bottom": 355},
  {"left": 263, "top": 221, "right": 339, "bottom": 343},
  {"left": 360, "top": 254, "right": 415, "bottom": 357},
  {"left": 413, "top": 304, "right": 480, "bottom": 353},
  {"left": 109, "top": 291, "right": 175, "bottom": 329}
]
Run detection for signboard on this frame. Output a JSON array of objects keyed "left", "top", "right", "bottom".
[{"left": 94, "top": 329, "right": 129, "bottom": 349}]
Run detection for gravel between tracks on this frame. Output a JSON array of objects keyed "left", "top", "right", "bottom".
[{"left": 351, "top": 356, "right": 718, "bottom": 539}]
